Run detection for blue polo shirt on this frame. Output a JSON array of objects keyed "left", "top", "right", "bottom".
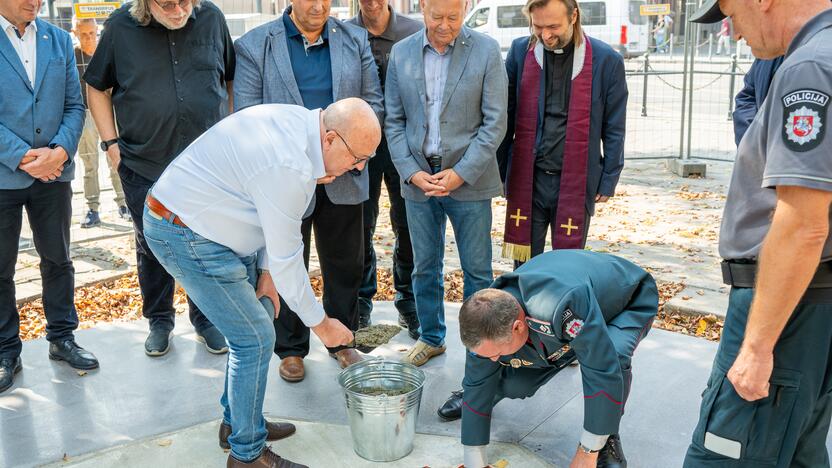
[{"left": 283, "top": 10, "right": 333, "bottom": 110}]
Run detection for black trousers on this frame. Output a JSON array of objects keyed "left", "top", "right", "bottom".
[
  {"left": 274, "top": 185, "right": 363, "bottom": 357},
  {"left": 0, "top": 181, "right": 77, "bottom": 359},
  {"left": 359, "top": 139, "right": 415, "bottom": 318},
  {"left": 515, "top": 169, "right": 591, "bottom": 269},
  {"left": 118, "top": 163, "right": 212, "bottom": 333}
]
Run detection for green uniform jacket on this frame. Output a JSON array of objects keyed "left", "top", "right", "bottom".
[{"left": 461, "top": 250, "right": 658, "bottom": 446}]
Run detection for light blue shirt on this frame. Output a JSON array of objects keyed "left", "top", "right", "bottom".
[{"left": 422, "top": 33, "right": 454, "bottom": 158}]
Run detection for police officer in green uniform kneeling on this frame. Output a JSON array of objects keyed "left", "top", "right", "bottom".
[
  {"left": 441, "top": 250, "right": 658, "bottom": 468},
  {"left": 684, "top": 0, "right": 832, "bottom": 466}
]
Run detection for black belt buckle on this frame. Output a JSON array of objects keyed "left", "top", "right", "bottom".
[{"left": 426, "top": 155, "right": 442, "bottom": 172}]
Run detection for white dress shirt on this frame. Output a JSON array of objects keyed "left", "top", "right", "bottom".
[
  {"left": 0, "top": 15, "right": 37, "bottom": 87},
  {"left": 152, "top": 104, "right": 327, "bottom": 327}
]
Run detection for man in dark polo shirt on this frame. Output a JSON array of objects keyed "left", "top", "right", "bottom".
[
  {"left": 234, "top": 0, "right": 383, "bottom": 382},
  {"left": 84, "top": 0, "right": 235, "bottom": 357},
  {"left": 349, "top": 0, "right": 422, "bottom": 338}
]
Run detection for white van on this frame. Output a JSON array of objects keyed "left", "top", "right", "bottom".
[{"left": 464, "top": 0, "right": 649, "bottom": 58}]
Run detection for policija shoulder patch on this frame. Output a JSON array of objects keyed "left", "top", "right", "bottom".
[
  {"left": 782, "top": 89, "right": 828, "bottom": 152},
  {"left": 561, "top": 309, "right": 584, "bottom": 339}
]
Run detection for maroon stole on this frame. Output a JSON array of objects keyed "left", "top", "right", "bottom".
[{"left": 503, "top": 36, "right": 593, "bottom": 261}]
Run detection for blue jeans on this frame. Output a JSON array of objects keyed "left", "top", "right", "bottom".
[
  {"left": 405, "top": 197, "right": 493, "bottom": 348},
  {"left": 142, "top": 207, "right": 273, "bottom": 462}
]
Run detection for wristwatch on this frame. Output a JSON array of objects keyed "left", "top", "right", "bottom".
[
  {"left": 100, "top": 139, "right": 118, "bottom": 151},
  {"left": 577, "top": 442, "right": 602, "bottom": 454}
]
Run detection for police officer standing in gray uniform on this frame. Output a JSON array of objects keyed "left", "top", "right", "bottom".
[
  {"left": 448, "top": 250, "right": 657, "bottom": 468},
  {"left": 685, "top": 0, "right": 832, "bottom": 466}
]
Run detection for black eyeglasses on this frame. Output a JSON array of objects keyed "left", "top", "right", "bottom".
[
  {"left": 153, "top": 0, "right": 190, "bottom": 12},
  {"left": 331, "top": 129, "right": 374, "bottom": 165}
]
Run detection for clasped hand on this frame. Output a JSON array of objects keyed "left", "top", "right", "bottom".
[
  {"left": 411, "top": 169, "right": 464, "bottom": 197},
  {"left": 18, "top": 146, "right": 67, "bottom": 182}
]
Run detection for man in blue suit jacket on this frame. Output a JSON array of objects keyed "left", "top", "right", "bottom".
[
  {"left": 497, "top": 0, "right": 627, "bottom": 265},
  {"left": 234, "top": 0, "right": 384, "bottom": 381},
  {"left": 732, "top": 57, "right": 784, "bottom": 146},
  {"left": 0, "top": 2, "right": 97, "bottom": 394}
]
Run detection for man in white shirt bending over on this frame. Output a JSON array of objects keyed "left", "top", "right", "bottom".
[{"left": 143, "top": 97, "right": 380, "bottom": 468}]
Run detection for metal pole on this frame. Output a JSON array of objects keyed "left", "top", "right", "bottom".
[
  {"left": 641, "top": 53, "right": 650, "bottom": 117},
  {"left": 727, "top": 53, "right": 738, "bottom": 120},
  {"left": 47, "top": 0, "right": 55, "bottom": 21},
  {"left": 669, "top": 33, "right": 675, "bottom": 60},
  {"left": 707, "top": 33, "right": 713, "bottom": 60},
  {"left": 678, "top": 2, "right": 694, "bottom": 159},
  {"left": 685, "top": 20, "right": 699, "bottom": 160}
]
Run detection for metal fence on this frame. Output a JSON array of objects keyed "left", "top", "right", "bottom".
[{"left": 44, "top": 0, "right": 749, "bottom": 167}]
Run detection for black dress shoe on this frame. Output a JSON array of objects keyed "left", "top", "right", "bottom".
[
  {"left": 397, "top": 312, "right": 421, "bottom": 340},
  {"left": 597, "top": 434, "right": 627, "bottom": 468},
  {"left": 49, "top": 339, "right": 99, "bottom": 370},
  {"left": 0, "top": 357, "right": 22, "bottom": 393},
  {"left": 438, "top": 389, "right": 463, "bottom": 421}
]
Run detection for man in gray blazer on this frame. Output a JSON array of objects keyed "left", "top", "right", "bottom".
[
  {"left": 385, "top": 0, "right": 508, "bottom": 367},
  {"left": 234, "top": 0, "right": 383, "bottom": 382}
]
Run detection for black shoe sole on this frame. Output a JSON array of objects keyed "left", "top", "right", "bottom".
[
  {"left": 437, "top": 410, "right": 461, "bottom": 422},
  {"left": 48, "top": 353, "right": 99, "bottom": 370}
]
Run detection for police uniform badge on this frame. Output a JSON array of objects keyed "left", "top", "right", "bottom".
[
  {"left": 560, "top": 309, "right": 584, "bottom": 339},
  {"left": 526, "top": 317, "right": 554, "bottom": 336},
  {"left": 782, "top": 89, "right": 828, "bottom": 151}
]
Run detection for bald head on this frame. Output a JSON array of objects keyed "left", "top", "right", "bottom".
[
  {"left": 322, "top": 97, "right": 381, "bottom": 154},
  {"left": 319, "top": 98, "right": 381, "bottom": 177}
]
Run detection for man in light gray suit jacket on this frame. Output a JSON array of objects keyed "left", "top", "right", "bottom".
[
  {"left": 234, "top": 0, "right": 383, "bottom": 382},
  {"left": 385, "top": 0, "right": 508, "bottom": 367}
]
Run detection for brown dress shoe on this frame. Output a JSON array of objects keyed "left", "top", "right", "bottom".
[
  {"left": 226, "top": 446, "right": 307, "bottom": 468},
  {"left": 329, "top": 348, "right": 363, "bottom": 369},
  {"left": 279, "top": 356, "right": 304, "bottom": 382},
  {"left": 219, "top": 420, "right": 296, "bottom": 450}
]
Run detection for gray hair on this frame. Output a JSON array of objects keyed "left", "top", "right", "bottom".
[
  {"left": 72, "top": 17, "right": 97, "bottom": 30},
  {"left": 459, "top": 289, "right": 521, "bottom": 350},
  {"left": 130, "top": 0, "right": 201, "bottom": 27}
]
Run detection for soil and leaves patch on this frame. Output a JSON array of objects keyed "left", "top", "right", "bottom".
[{"left": 353, "top": 324, "right": 402, "bottom": 352}]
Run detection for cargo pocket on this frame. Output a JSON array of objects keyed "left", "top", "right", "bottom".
[
  {"left": 745, "top": 368, "right": 801, "bottom": 464},
  {"left": 693, "top": 366, "right": 801, "bottom": 465}
]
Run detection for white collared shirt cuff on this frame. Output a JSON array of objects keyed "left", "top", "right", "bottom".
[
  {"left": 580, "top": 430, "right": 609, "bottom": 452},
  {"left": 463, "top": 444, "right": 488, "bottom": 468}
]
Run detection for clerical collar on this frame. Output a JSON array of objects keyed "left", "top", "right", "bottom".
[{"left": 546, "top": 41, "right": 574, "bottom": 55}]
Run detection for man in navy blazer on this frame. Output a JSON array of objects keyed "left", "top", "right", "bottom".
[
  {"left": 234, "top": 0, "right": 384, "bottom": 381},
  {"left": 497, "top": 0, "right": 627, "bottom": 265},
  {"left": 0, "top": 0, "right": 97, "bottom": 394}
]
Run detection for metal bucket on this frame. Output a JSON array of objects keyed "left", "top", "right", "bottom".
[{"left": 337, "top": 358, "right": 426, "bottom": 462}]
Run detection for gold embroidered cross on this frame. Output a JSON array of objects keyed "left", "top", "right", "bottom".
[
  {"left": 509, "top": 208, "right": 528, "bottom": 227},
  {"left": 560, "top": 218, "right": 579, "bottom": 236}
]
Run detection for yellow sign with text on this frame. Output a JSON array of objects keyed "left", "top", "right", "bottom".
[
  {"left": 73, "top": 2, "right": 121, "bottom": 19},
  {"left": 639, "top": 3, "right": 671, "bottom": 15}
]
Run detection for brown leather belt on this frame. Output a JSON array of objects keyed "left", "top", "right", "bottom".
[{"left": 145, "top": 193, "right": 187, "bottom": 227}]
